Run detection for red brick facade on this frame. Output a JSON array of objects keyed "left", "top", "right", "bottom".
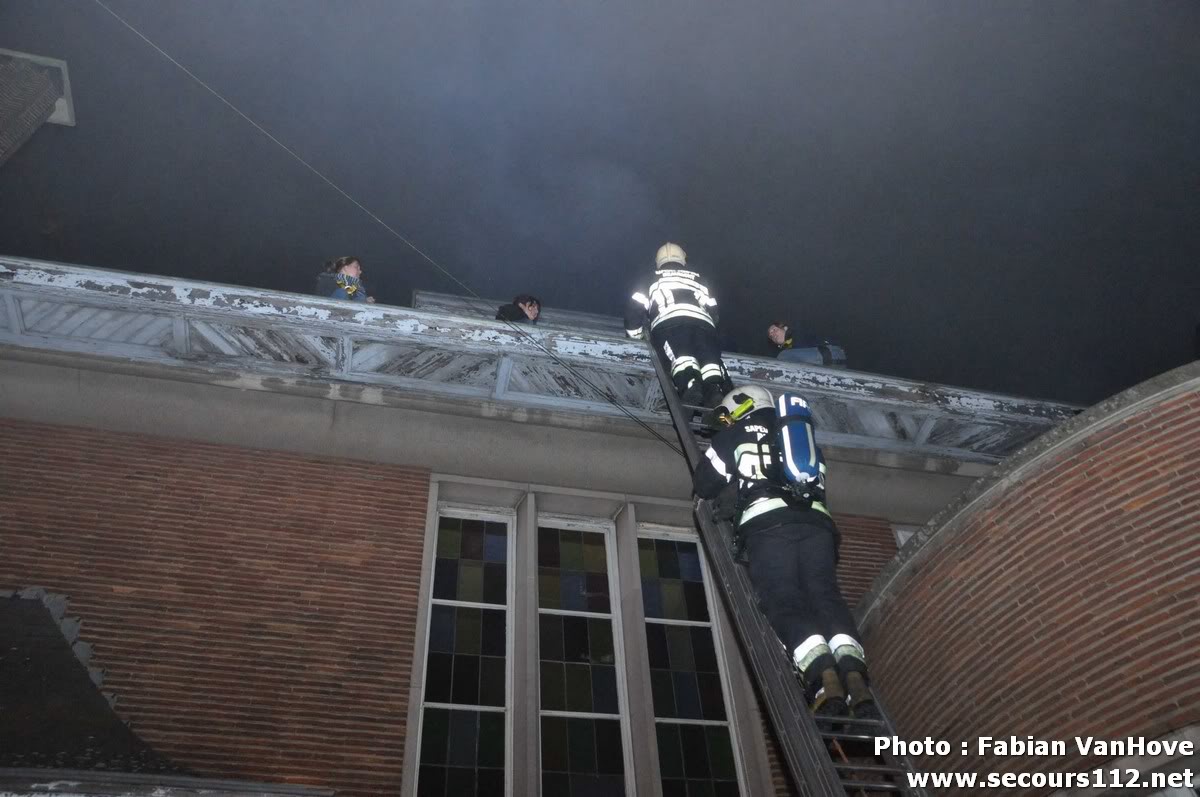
[
  {"left": 1, "top": 419, "right": 905, "bottom": 796},
  {"left": 0, "top": 419, "right": 430, "bottom": 796},
  {"left": 863, "top": 382, "right": 1200, "bottom": 792},
  {"left": 837, "top": 515, "right": 902, "bottom": 607}
]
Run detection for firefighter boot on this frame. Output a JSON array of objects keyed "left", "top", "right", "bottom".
[
  {"left": 701, "top": 379, "right": 725, "bottom": 409},
  {"left": 811, "top": 668, "right": 848, "bottom": 718},
  {"left": 845, "top": 671, "right": 880, "bottom": 721},
  {"left": 680, "top": 378, "right": 704, "bottom": 408}
]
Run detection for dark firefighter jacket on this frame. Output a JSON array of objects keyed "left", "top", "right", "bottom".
[{"left": 692, "top": 411, "right": 835, "bottom": 539}]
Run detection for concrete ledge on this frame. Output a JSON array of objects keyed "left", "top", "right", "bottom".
[
  {"left": 0, "top": 768, "right": 333, "bottom": 796},
  {"left": 1, "top": 350, "right": 993, "bottom": 523},
  {"left": 0, "top": 255, "right": 1079, "bottom": 466}
]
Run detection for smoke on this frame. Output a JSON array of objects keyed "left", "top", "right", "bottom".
[{"left": 1, "top": 0, "right": 1197, "bottom": 402}]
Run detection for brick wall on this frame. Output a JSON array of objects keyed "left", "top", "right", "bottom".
[
  {"left": 0, "top": 419, "right": 430, "bottom": 796},
  {"left": 862, "top": 378, "right": 1200, "bottom": 793},
  {"left": 836, "top": 514, "right": 901, "bottom": 606},
  {"left": 0, "top": 417, "right": 909, "bottom": 796}
]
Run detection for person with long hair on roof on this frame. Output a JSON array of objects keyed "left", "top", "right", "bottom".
[{"left": 495, "top": 294, "right": 541, "bottom": 323}]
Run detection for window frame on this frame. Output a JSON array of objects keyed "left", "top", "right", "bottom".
[
  {"left": 535, "top": 512, "right": 637, "bottom": 795},
  {"left": 403, "top": 478, "right": 775, "bottom": 797},
  {"left": 406, "top": 498, "right": 517, "bottom": 797},
  {"left": 637, "top": 522, "right": 751, "bottom": 796}
]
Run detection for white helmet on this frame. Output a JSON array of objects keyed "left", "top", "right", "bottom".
[
  {"left": 717, "top": 385, "right": 773, "bottom": 422},
  {"left": 655, "top": 242, "right": 687, "bottom": 269}
]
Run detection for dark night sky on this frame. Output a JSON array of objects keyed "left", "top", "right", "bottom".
[{"left": 2, "top": 1, "right": 1198, "bottom": 405}]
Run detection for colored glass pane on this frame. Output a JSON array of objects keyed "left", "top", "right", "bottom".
[
  {"left": 691, "top": 627, "right": 719, "bottom": 672},
  {"left": 538, "top": 527, "right": 559, "bottom": 568},
  {"left": 537, "top": 569, "right": 561, "bottom": 610},
  {"left": 588, "top": 619, "right": 615, "bottom": 664},
  {"left": 539, "top": 614, "right": 564, "bottom": 661},
  {"left": 560, "top": 571, "right": 587, "bottom": 611},
  {"left": 654, "top": 539, "right": 679, "bottom": 578},
  {"left": 480, "top": 609, "right": 505, "bottom": 657},
  {"left": 585, "top": 573, "right": 612, "bottom": 613},
  {"left": 665, "top": 625, "right": 695, "bottom": 671},
  {"left": 429, "top": 604, "right": 454, "bottom": 653},
  {"left": 660, "top": 581, "right": 686, "bottom": 620},
  {"left": 458, "top": 560, "right": 484, "bottom": 603},
  {"left": 478, "top": 656, "right": 505, "bottom": 707},
  {"left": 641, "top": 578, "right": 664, "bottom": 618},
  {"left": 417, "top": 708, "right": 506, "bottom": 797},
  {"left": 591, "top": 664, "right": 619, "bottom": 714},
  {"left": 483, "top": 528, "right": 507, "bottom": 562},
  {"left": 482, "top": 562, "right": 506, "bottom": 605},
  {"left": 582, "top": 533, "right": 608, "bottom": 573},
  {"left": 436, "top": 526, "right": 461, "bottom": 558},
  {"left": 564, "top": 662, "right": 593, "bottom": 712},
  {"left": 541, "top": 661, "right": 565, "bottom": 711},
  {"left": 677, "top": 544, "right": 703, "bottom": 582},
  {"left": 455, "top": 608, "right": 481, "bottom": 655},
  {"left": 684, "top": 581, "right": 710, "bottom": 621},
  {"left": 558, "top": 530, "right": 584, "bottom": 570},
  {"left": 638, "top": 538, "right": 657, "bottom": 578},
  {"left": 432, "top": 558, "right": 457, "bottom": 600}
]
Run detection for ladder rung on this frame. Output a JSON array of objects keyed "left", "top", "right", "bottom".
[
  {"left": 839, "top": 779, "right": 907, "bottom": 792},
  {"left": 834, "top": 762, "right": 909, "bottom": 776},
  {"left": 814, "top": 715, "right": 887, "bottom": 728},
  {"left": 823, "top": 730, "right": 879, "bottom": 742}
]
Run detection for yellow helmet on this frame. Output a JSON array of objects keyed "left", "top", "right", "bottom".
[{"left": 655, "top": 242, "right": 687, "bottom": 269}]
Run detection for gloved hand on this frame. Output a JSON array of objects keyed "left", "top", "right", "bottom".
[
  {"left": 710, "top": 482, "right": 739, "bottom": 522},
  {"left": 626, "top": 328, "right": 644, "bottom": 340}
]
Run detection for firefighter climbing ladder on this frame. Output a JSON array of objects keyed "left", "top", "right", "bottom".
[{"left": 645, "top": 340, "right": 926, "bottom": 796}]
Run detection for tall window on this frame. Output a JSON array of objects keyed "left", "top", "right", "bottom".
[
  {"left": 537, "top": 523, "right": 629, "bottom": 796},
  {"left": 417, "top": 512, "right": 512, "bottom": 797},
  {"left": 639, "top": 531, "right": 742, "bottom": 797},
  {"left": 406, "top": 493, "right": 757, "bottom": 797}
]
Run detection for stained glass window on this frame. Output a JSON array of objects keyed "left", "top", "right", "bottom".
[
  {"left": 640, "top": 535, "right": 741, "bottom": 796},
  {"left": 413, "top": 505, "right": 749, "bottom": 797},
  {"left": 418, "top": 514, "right": 510, "bottom": 797},
  {"left": 538, "top": 526, "right": 627, "bottom": 796}
]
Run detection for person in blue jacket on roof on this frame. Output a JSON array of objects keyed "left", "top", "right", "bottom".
[{"left": 767, "top": 321, "right": 845, "bottom": 367}]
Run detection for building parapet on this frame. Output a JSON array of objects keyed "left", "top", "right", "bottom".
[
  {"left": 0, "top": 256, "right": 1079, "bottom": 464},
  {"left": 412, "top": 289, "right": 626, "bottom": 335}
]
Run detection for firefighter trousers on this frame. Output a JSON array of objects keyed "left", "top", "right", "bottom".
[
  {"left": 651, "top": 322, "right": 726, "bottom": 395},
  {"left": 744, "top": 520, "right": 867, "bottom": 686}
]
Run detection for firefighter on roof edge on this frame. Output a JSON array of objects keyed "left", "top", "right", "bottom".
[
  {"left": 692, "top": 384, "right": 878, "bottom": 719},
  {"left": 625, "top": 242, "right": 729, "bottom": 407}
]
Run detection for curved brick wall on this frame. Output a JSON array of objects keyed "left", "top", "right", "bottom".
[{"left": 858, "top": 362, "right": 1200, "bottom": 792}]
